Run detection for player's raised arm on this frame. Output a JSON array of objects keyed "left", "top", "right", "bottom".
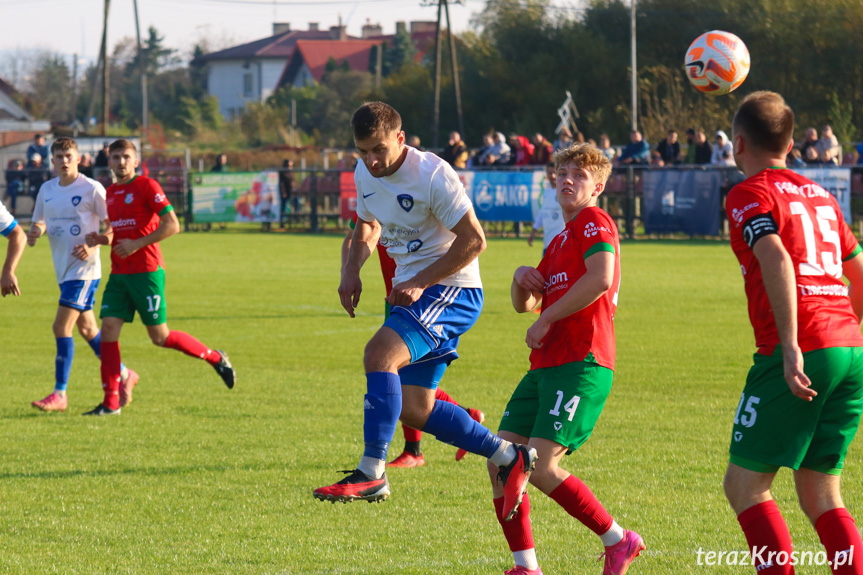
[
  {"left": 387, "top": 208, "right": 486, "bottom": 307},
  {"left": 752, "top": 234, "right": 814, "bottom": 400},
  {"left": 339, "top": 217, "right": 380, "bottom": 317},
  {"left": 2, "top": 224, "right": 25, "bottom": 296},
  {"left": 113, "top": 209, "right": 179, "bottom": 259}
]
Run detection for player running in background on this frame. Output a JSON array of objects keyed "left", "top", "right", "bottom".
[
  {"left": 0, "top": 198, "right": 25, "bottom": 297},
  {"left": 27, "top": 137, "right": 138, "bottom": 413},
  {"left": 724, "top": 91, "right": 863, "bottom": 575},
  {"left": 314, "top": 102, "right": 536, "bottom": 516},
  {"left": 490, "top": 144, "right": 643, "bottom": 575},
  {"left": 83, "top": 139, "right": 235, "bottom": 415},
  {"left": 342, "top": 216, "right": 485, "bottom": 467},
  {"left": 526, "top": 163, "right": 563, "bottom": 256}
]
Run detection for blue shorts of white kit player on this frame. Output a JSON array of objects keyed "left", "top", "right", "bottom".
[
  {"left": 58, "top": 279, "right": 100, "bottom": 311},
  {"left": 384, "top": 284, "right": 483, "bottom": 390}
]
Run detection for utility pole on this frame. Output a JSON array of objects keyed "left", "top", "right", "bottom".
[
  {"left": 100, "top": 0, "right": 111, "bottom": 136},
  {"left": 630, "top": 0, "right": 637, "bottom": 131},
  {"left": 425, "top": 0, "right": 465, "bottom": 148},
  {"left": 133, "top": 0, "right": 149, "bottom": 146}
]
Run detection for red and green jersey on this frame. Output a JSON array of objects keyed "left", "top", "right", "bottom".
[
  {"left": 531, "top": 206, "right": 621, "bottom": 371},
  {"left": 105, "top": 176, "right": 174, "bottom": 274},
  {"left": 351, "top": 212, "right": 397, "bottom": 296},
  {"left": 726, "top": 167, "right": 863, "bottom": 355}
]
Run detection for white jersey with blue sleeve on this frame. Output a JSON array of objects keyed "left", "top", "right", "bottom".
[
  {"left": 31, "top": 174, "right": 107, "bottom": 283},
  {"left": 355, "top": 146, "right": 482, "bottom": 288},
  {"left": 0, "top": 201, "right": 18, "bottom": 237},
  {"left": 533, "top": 178, "right": 565, "bottom": 250}
]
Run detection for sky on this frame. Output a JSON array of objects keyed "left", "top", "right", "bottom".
[{"left": 0, "top": 0, "right": 483, "bottom": 66}]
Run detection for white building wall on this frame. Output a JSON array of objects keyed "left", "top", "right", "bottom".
[{"left": 207, "top": 58, "right": 289, "bottom": 119}]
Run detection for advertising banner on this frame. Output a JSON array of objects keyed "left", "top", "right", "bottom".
[
  {"left": 794, "top": 168, "right": 852, "bottom": 223},
  {"left": 464, "top": 170, "right": 545, "bottom": 222},
  {"left": 192, "top": 171, "right": 280, "bottom": 223},
  {"left": 643, "top": 169, "right": 723, "bottom": 235}
]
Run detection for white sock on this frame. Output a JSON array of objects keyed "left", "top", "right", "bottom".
[
  {"left": 357, "top": 456, "right": 386, "bottom": 480},
  {"left": 513, "top": 549, "right": 538, "bottom": 570},
  {"left": 489, "top": 441, "right": 517, "bottom": 468},
  {"left": 600, "top": 521, "right": 625, "bottom": 547}
]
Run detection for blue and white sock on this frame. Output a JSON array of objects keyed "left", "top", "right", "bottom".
[
  {"left": 422, "top": 400, "right": 509, "bottom": 459},
  {"left": 54, "top": 337, "right": 74, "bottom": 393},
  {"left": 358, "top": 371, "right": 401, "bottom": 479}
]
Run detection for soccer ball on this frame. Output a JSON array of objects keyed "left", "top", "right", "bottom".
[{"left": 684, "top": 30, "right": 750, "bottom": 96}]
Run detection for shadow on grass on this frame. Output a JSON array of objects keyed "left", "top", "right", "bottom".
[{"left": 0, "top": 461, "right": 281, "bottom": 481}]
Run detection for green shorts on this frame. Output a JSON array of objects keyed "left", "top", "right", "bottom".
[
  {"left": 730, "top": 346, "right": 863, "bottom": 475},
  {"left": 100, "top": 268, "right": 167, "bottom": 326},
  {"left": 499, "top": 359, "right": 613, "bottom": 454}
]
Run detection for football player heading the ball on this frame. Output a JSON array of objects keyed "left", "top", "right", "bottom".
[
  {"left": 315, "top": 101, "right": 536, "bottom": 517},
  {"left": 83, "top": 139, "right": 235, "bottom": 416},
  {"left": 28, "top": 137, "right": 138, "bottom": 413},
  {"left": 490, "top": 143, "right": 643, "bottom": 575},
  {"left": 724, "top": 91, "right": 863, "bottom": 573}
]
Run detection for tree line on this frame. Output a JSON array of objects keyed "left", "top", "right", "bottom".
[{"left": 9, "top": 0, "right": 863, "bottom": 151}]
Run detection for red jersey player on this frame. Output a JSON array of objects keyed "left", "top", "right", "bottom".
[
  {"left": 724, "top": 91, "right": 863, "bottom": 574},
  {"left": 488, "top": 143, "right": 643, "bottom": 575},
  {"left": 342, "top": 214, "right": 485, "bottom": 466},
  {"left": 83, "top": 139, "right": 235, "bottom": 415}
]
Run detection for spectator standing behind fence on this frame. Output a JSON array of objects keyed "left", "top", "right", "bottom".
[
  {"left": 553, "top": 127, "right": 572, "bottom": 152},
  {"left": 5, "top": 160, "right": 26, "bottom": 214},
  {"left": 279, "top": 159, "right": 295, "bottom": 225},
  {"left": 441, "top": 131, "right": 468, "bottom": 170},
  {"left": 656, "top": 130, "right": 680, "bottom": 165},
  {"left": 617, "top": 130, "right": 650, "bottom": 165},
  {"left": 407, "top": 135, "right": 424, "bottom": 151},
  {"left": 78, "top": 153, "right": 94, "bottom": 178},
  {"left": 531, "top": 133, "right": 554, "bottom": 165},
  {"left": 507, "top": 134, "right": 534, "bottom": 166},
  {"left": 28, "top": 154, "right": 51, "bottom": 196},
  {"left": 473, "top": 133, "right": 493, "bottom": 166},
  {"left": 482, "top": 132, "right": 511, "bottom": 165},
  {"left": 799, "top": 127, "right": 819, "bottom": 162},
  {"left": 27, "top": 134, "right": 49, "bottom": 168},
  {"left": 598, "top": 134, "right": 615, "bottom": 162},
  {"left": 815, "top": 124, "right": 841, "bottom": 166},
  {"left": 711, "top": 131, "right": 736, "bottom": 166},
  {"left": 692, "top": 130, "right": 713, "bottom": 164},
  {"left": 211, "top": 153, "right": 228, "bottom": 173},
  {"left": 786, "top": 147, "right": 806, "bottom": 168}
]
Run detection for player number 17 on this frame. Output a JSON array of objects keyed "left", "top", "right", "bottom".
[
  {"left": 550, "top": 390, "right": 581, "bottom": 421},
  {"left": 146, "top": 295, "right": 161, "bottom": 312}
]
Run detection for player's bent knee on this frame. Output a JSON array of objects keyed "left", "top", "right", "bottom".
[{"left": 150, "top": 333, "right": 168, "bottom": 347}]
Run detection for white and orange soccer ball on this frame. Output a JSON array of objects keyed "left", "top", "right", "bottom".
[{"left": 684, "top": 30, "right": 750, "bottom": 96}]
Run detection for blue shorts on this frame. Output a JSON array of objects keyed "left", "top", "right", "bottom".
[
  {"left": 384, "top": 285, "right": 483, "bottom": 383},
  {"left": 59, "top": 279, "right": 100, "bottom": 311}
]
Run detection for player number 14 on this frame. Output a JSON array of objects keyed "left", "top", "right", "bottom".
[{"left": 550, "top": 390, "right": 581, "bottom": 421}]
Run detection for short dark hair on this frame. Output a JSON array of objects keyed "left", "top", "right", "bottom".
[
  {"left": 50, "top": 137, "right": 78, "bottom": 154},
  {"left": 108, "top": 139, "right": 137, "bottom": 155},
  {"left": 351, "top": 102, "right": 402, "bottom": 141},
  {"left": 733, "top": 91, "right": 794, "bottom": 154}
]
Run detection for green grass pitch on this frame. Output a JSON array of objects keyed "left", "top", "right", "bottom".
[{"left": 1, "top": 232, "right": 859, "bottom": 574}]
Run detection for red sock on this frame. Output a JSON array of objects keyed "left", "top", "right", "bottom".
[
  {"left": 100, "top": 341, "right": 122, "bottom": 410},
  {"left": 403, "top": 425, "right": 422, "bottom": 442},
  {"left": 815, "top": 508, "right": 863, "bottom": 575},
  {"left": 493, "top": 494, "right": 534, "bottom": 552},
  {"left": 737, "top": 500, "right": 795, "bottom": 574},
  {"left": 548, "top": 474, "right": 613, "bottom": 536},
  {"left": 164, "top": 331, "right": 221, "bottom": 365},
  {"left": 435, "top": 388, "right": 457, "bottom": 405}
]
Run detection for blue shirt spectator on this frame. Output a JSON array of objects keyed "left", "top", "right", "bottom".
[
  {"left": 26, "top": 134, "right": 49, "bottom": 168},
  {"left": 618, "top": 131, "right": 650, "bottom": 165}
]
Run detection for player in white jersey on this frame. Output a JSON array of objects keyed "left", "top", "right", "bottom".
[
  {"left": 27, "top": 137, "right": 137, "bottom": 412},
  {"left": 0, "top": 200, "right": 25, "bottom": 297},
  {"left": 527, "top": 163, "right": 564, "bottom": 255},
  {"left": 314, "top": 102, "right": 537, "bottom": 522}
]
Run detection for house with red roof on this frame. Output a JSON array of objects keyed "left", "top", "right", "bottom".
[{"left": 196, "top": 21, "right": 439, "bottom": 118}]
